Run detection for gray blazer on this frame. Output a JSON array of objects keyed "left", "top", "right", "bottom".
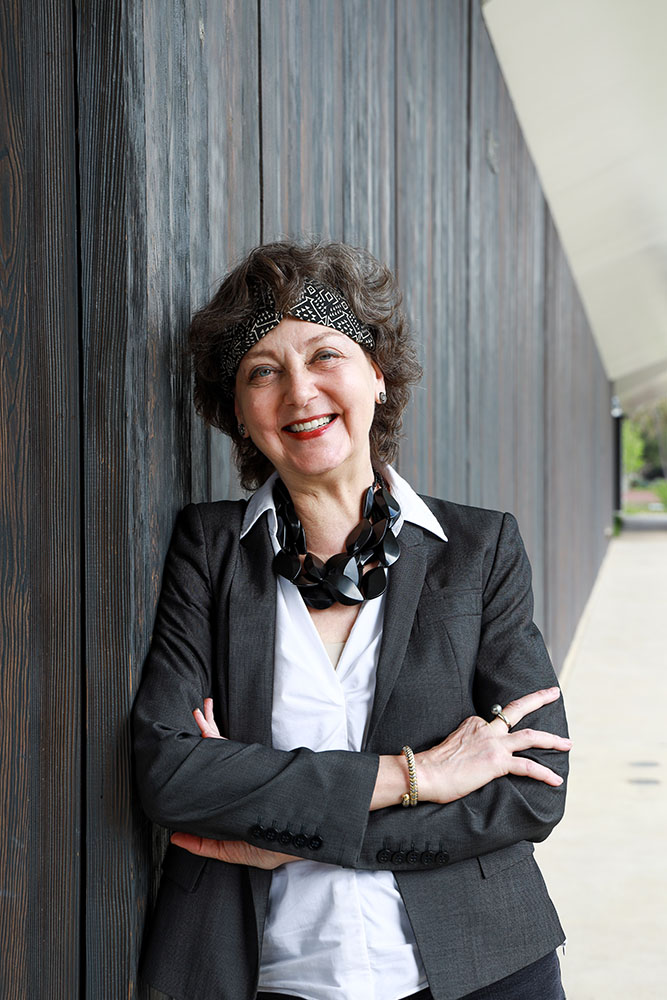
[{"left": 133, "top": 496, "right": 567, "bottom": 1000}]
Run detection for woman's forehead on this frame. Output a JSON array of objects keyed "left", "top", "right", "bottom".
[{"left": 242, "top": 320, "right": 349, "bottom": 359}]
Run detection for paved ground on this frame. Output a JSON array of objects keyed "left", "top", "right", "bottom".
[{"left": 535, "top": 520, "right": 667, "bottom": 999}]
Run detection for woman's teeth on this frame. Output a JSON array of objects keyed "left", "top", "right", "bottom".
[{"left": 286, "top": 415, "right": 335, "bottom": 433}]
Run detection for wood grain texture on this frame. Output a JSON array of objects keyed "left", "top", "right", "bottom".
[
  {"left": 260, "top": 0, "right": 344, "bottom": 242},
  {"left": 544, "top": 216, "right": 612, "bottom": 668},
  {"left": 205, "top": 0, "right": 260, "bottom": 502},
  {"left": 76, "top": 0, "right": 141, "bottom": 992},
  {"left": 0, "top": 1, "right": 81, "bottom": 996},
  {"left": 395, "top": 0, "right": 469, "bottom": 503},
  {"left": 259, "top": 0, "right": 395, "bottom": 267}
]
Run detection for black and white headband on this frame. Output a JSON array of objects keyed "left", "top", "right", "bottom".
[{"left": 219, "top": 279, "right": 375, "bottom": 386}]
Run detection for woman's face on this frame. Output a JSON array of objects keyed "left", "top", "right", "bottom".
[{"left": 234, "top": 317, "right": 385, "bottom": 485}]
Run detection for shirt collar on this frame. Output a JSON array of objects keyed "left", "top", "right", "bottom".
[{"left": 240, "top": 465, "right": 447, "bottom": 543}]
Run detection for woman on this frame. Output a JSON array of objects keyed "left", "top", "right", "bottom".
[{"left": 133, "top": 240, "right": 571, "bottom": 1000}]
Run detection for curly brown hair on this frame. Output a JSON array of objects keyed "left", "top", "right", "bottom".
[{"left": 189, "top": 239, "right": 422, "bottom": 490}]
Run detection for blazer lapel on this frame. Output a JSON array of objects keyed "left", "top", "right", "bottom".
[
  {"left": 227, "top": 513, "right": 276, "bottom": 746},
  {"left": 365, "top": 523, "right": 427, "bottom": 747}
]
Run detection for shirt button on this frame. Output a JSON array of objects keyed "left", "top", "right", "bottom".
[
  {"left": 406, "top": 850, "right": 419, "bottom": 864},
  {"left": 250, "top": 824, "right": 265, "bottom": 840},
  {"left": 278, "top": 830, "right": 293, "bottom": 845},
  {"left": 435, "top": 851, "right": 450, "bottom": 866},
  {"left": 308, "top": 835, "right": 323, "bottom": 851},
  {"left": 264, "top": 827, "right": 278, "bottom": 842},
  {"left": 292, "top": 833, "right": 308, "bottom": 848},
  {"left": 420, "top": 851, "right": 435, "bottom": 865},
  {"left": 376, "top": 848, "right": 392, "bottom": 863},
  {"left": 392, "top": 851, "right": 406, "bottom": 864}
]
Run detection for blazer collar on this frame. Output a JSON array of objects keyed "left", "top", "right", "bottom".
[
  {"left": 364, "top": 522, "right": 427, "bottom": 747},
  {"left": 228, "top": 512, "right": 277, "bottom": 745}
]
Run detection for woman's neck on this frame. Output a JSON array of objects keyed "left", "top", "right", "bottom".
[{"left": 278, "top": 464, "right": 377, "bottom": 560}]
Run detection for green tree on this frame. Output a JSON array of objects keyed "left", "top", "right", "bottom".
[
  {"left": 631, "top": 399, "right": 667, "bottom": 478},
  {"left": 622, "top": 419, "right": 645, "bottom": 480}
]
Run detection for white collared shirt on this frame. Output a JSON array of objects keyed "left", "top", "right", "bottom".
[{"left": 240, "top": 467, "right": 447, "bottom": 1000}]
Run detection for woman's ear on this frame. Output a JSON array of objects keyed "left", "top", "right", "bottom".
[
  {"left": 371, "top": 359, "right": 385, "bottom": 399},
  {"left": 233, "top": 396, "right": 248, "bottom": 438}
]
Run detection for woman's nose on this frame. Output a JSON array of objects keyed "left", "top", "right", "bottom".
[{"left": 284, "top": 367, "right": 317, "bottom": 407}]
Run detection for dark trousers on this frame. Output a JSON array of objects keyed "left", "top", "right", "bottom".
[{"left": 256, "top": 947, "right": 565, "bottom": 1000}]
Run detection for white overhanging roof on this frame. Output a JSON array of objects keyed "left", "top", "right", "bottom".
[{"left": 483, "top": 0, "right": 667, "bottom": 410}]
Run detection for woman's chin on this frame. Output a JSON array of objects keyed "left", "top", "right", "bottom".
[{"left": 274, "top": 445, "right": 369, "bottom": 484}]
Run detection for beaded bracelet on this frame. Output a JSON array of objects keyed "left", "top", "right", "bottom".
[{"left": 401, "top": 745, "right": 418, "bottom": 807}]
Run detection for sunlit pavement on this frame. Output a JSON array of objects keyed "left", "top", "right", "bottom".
[{"left": 535, "top": 521, "right": 667, "bottom": 999}]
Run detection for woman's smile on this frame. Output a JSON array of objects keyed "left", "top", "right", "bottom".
[{"left": 283, "top": 413, "right": 338, "bottom": 437}]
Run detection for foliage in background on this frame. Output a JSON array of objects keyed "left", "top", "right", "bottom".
[
  {"left": 650, "top": 479, "right": 667, "bottom": 508},
  {"left": 622, "top": 418, "right": 645, "bottom": 480},
  {"left": 630, "top": 399, "right": 667, "bottom": 478}
]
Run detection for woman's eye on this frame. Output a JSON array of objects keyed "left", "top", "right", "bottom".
[
  {"left": 249, "top": 366, "right": 275, "bottom": 380},
  {"left": 313, "top": 350, "right": 339, "bottom": 362}
]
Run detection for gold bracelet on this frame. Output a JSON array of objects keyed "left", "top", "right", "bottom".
[{"left": 401, "top": 745, "right": 418, "bottom": 807}]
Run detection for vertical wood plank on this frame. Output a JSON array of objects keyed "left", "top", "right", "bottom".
[
  {"left": 469, "top": 0, "right": 536, "bottom": 518},
  {"left": 77, "top": 0, "right": 139, "bottom": 991},
  {"left": 260, "top": 0, "right": 344, "bottom": 242},
  {"left": 0, "top": 1, "right": 81, "bottom": 996},
  {"left": 395, "top": 0, "right": 469, "bottom": 502},
  {"left": 260, "top": 0, "right": 395, "bottom": 261},
  {"left": 205, "top": 0, "right": 261, "bottom": 501},
  {"left": 544, "top": 218, "right": 612, "bottom": 668},
  {"left": 340, "top": 0, "right": 396, "bottom": 269}
]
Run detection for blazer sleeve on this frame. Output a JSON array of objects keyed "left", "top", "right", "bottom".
[
  {"left": 350, "top": 510, "right": 569, "bottom": 872},
  {"left": 132, "top": 504, "right": 379, "bottom": 868}
]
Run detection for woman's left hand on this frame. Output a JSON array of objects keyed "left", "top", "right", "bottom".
[
  {"left": 170, "top": 698, "right": 301, "bottom": 869},
  {"left": 169, "top": 831, "right": 299, "bottom": 869}
]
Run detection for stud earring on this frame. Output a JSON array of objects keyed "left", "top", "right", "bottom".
[
  {"left": 238, "top": 423, "right": 246, "bottom": 437},
  {"left": 378, "top": 391, "right": 387, "bottom": 404}
]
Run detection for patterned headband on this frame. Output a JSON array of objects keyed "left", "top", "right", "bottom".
[{"left": 219, "top": 279, "right": 375, "bottom": 384}]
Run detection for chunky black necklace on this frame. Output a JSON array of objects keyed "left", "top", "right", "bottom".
[{"left": 272, "top": 472, "right": 402, "bottom": 609}]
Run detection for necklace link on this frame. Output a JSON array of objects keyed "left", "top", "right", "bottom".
[{"left": 272, "top": 473, "right": 402, "bottom": 609}]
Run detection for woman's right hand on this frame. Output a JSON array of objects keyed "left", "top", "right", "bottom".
[{"left": 372, "top": 687, "right": 571, "bottom": 810}]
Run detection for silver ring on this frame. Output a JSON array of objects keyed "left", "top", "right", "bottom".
[{"left": 491, "top": 704, "right": 512, "bottom": 731}]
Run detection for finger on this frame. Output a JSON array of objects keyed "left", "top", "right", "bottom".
[
  {"left": 171, "top": 832, "right": 231, "bottom": 861},
  {"left": 506, "top": 728, "right": 572, "bottom": 752},
  {"left": 193, "top": 707, "right": 210, "bottom": 737},
  {"left": 491, "top": 687, "right": 561, "bottom": 729},
  {"left": 171, "top": 831, "right": 206, "bottom": 854},
  {"left": 204, "top": 697, "right": 215, "bottom": 727},
  {"left": 507, "top": 755, "right": 565, "bottom": 787},
  {"left": 192, "top": 708, "right": 208, "bottom": 736}
]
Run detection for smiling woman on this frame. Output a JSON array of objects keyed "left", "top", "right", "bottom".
[{"left": 133, "top": 239, "right": 570, "bottom": 1000}]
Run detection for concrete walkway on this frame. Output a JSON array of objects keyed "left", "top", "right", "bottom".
[{"left": 535, "top": 521, "right": 667, "bottom": 999}]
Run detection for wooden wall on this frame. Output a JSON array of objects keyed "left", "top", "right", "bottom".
[{"left": 1, "top": 1, "right": 612, "bottom": 995}]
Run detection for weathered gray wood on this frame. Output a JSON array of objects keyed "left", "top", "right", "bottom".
[
  {"left": 339, "top": 0, "right": 396, "bottom": 269},
  {"left": 0, "top": 1, "right": 81, "bottom": 996},
  {"left": 260, "top": 0, "right": 396, "bottom": 273},
  {"left": 395, "top": 0, "right": 469, "bottom": 503},
  {"left": 544, "top": 217, "right": 611, "bottom": 668},
  {"left": 260, "top": 0, "right": 344, "bottom": 241},
  {"left": 205, "top": 0, "right": 261, "bottom": 502},
  {"left": 468, "top": 0, "right": 524, "bottom": 515}
]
